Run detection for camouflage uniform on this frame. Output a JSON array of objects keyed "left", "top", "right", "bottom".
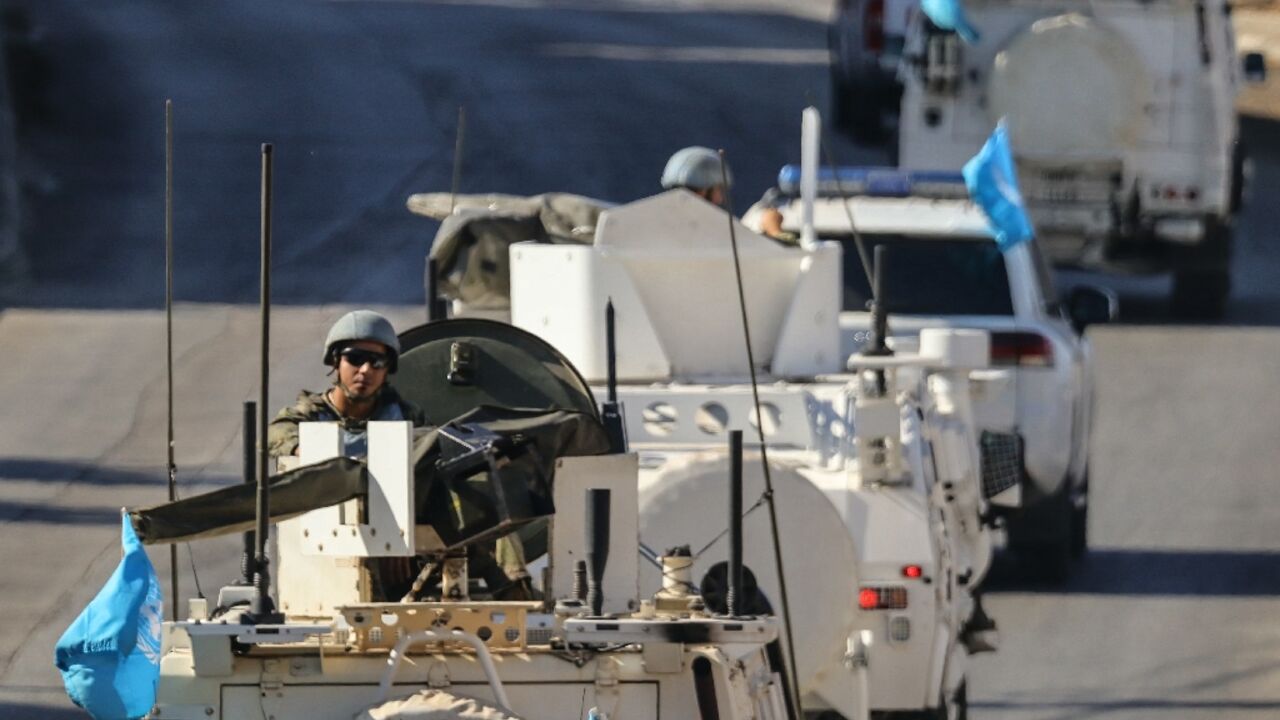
[
  {"left": 267, "top": 386, "right": 427, "bottom": 459},
  {"left": 268, "top": 384, "right": 531, "bottom": 599}
]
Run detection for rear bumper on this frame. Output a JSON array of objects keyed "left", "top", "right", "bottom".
[{"left": 1034, "top": 204, "right": 1228, "bottom": 274}]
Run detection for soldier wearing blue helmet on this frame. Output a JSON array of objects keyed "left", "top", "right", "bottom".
[
  {"left": 662, "top": 146, "right": 790, "bottom": 240},
  {"left": 661, "top": 146, "right": 733, "bottom": 208}
]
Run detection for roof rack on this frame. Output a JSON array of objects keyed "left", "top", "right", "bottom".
[{"left": 777, "top": 165, "right": 969, "bottom": 200}]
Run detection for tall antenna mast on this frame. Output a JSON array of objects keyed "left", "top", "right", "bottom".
[
  {"left": 448, "top": 105, "right": 466, "bottom": 214},
  {"left": 717, "top": 149, "right": 803, "bottom": 717},
  {"left": 164, "top": 99, "right": 179, "bottom": 620},
  {"left": 248, "top": 143, "right": 282, "bottom": 623}
]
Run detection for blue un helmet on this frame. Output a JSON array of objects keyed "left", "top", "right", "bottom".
[
  {"left": 323, "top": 310, "right": 401, "bottom": 373},
  {"left": 660, "top": 146, "right": 733, "bottom": 192}
]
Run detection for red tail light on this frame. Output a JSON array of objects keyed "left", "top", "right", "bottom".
[
  {"left": 990, "top": 331, "right": 1054, "bottom": 367},
  {"left": 859, "top": 585, "right": 908, "bottom": 610},
  {"left": 901, "top": 564, "right": 923, "bottom": 579},
  {"left": 864, "top": 0, "right": 885, "bottom": 54}
]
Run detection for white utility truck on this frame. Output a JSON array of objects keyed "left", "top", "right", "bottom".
[
  {"left": 507, "top": 188, "right": 1005, "bottom": 719},
  {"left": 746, "top": 165, "right": 1115, "bottom": 581},
  {"left": 897, "top": 0, "right": 1266, "bottom": 318}
]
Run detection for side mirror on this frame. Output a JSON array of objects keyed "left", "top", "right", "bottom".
[
  {"left": 1066, "top": 285, "right": 1118, "bottom": 333},
  {"left": 1243, "top": 51, "right": 1267, "bottom": 84}
]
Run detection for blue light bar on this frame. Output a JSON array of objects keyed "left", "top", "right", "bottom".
[{"left": 776, "top": 165, "right": 968, "bottom": 199}]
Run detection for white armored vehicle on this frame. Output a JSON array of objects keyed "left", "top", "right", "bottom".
[
  {"left": 131, "top": 320, "right": 800, "bottom": 720},
  {"left": 897, "top": 0, "right": 1267, "bottom": 317},
  {"left": 502, "top": 187, "right": 1006, "bottom": 719}
]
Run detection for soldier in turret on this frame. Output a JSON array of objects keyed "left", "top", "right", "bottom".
[
  {"left": 661, "top": 146, "right": 790, "bottom": 241},
  {"left": 267, "top": 310, "right": 426, "bottom": 459},
  {"left": 268, "top": 309, "right": 534, "bottom": 600}
]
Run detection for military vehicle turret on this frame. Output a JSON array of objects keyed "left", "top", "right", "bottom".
[{"left": 130, "top": 320, "right": 802, "bottom": 720}]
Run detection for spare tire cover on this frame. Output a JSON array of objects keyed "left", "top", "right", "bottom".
[
  {"left": 989, "top": 13, "right": 1149, "bottom": 160},
  {"left": 638, "top": 451, "right": 859, "bottom": 696},
  {"left": 357, "top": 689, "right": 522, "bottom": 719},
  {"left": 396, "top": 318, "right": 599, "bottom": 427}
]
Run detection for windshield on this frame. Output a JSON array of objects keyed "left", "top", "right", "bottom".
[{"left": 840, "top": 234, "right": 1014, "bottom": 315}]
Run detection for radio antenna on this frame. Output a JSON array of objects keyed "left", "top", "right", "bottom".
[
  {"left": 717, "top": 149, "right": 803, "bottom": 717},
  {"left": 427, "top": 106, "right": 467, "bottom": 321},
  {"left": 816, "top": 115, "right": 875, "bottom": 292},
  {"left": 164, "top": 99, "right": 180, "bottom": 619},
  {"left": 448, "top": 105, "right": 466, "bottom": 214},
  {"left": 248, "top": 143, "right": 283, "bottom": 623}
]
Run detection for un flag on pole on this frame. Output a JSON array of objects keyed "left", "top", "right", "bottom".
[
  {"left": 922, "top": 0, "right": 980, "bottom": 42},
  {"left": 55, "top": 512, "right": 164, "bottom": 719},
  {"left": 963, "top": 121, "right": 1035, "bottom": 252}
]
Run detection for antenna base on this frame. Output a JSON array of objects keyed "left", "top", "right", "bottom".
[{"left": 242, "top": 597, "right": 285, "bottom": 626}]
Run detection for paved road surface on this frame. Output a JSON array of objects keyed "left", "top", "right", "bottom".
[{"left": 0, "top": 2, "right": 1277, "bottom": 717}]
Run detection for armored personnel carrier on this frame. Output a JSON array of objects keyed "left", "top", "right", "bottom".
[
  {"left": 500, "top": 189, "right": 1003, "bottom": 719},
  {"left": 405, "top": 111, "right": 1006, "bottom": 716},
  {"left": 129, "top": 320, "right": 802, "bottom": 720}
]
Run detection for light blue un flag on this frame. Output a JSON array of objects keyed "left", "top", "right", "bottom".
[
  {"left": 922, "top": 0, "right": 980, "bottom": 42},
  {"left": 55, "top": 512, "right": 163, "bottom": 719},
  {"left": 963, "top": 121, "right": 1035, "bottom": 252}
]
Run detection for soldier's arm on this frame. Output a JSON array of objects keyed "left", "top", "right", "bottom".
[
  {"left": 266, "top": 400, "right": 311, "bottom": 458},
  {"left": 401, "top": 398, "right": 429, "bottom": 428}
]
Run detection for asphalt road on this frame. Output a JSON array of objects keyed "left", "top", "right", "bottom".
[{"left": 0, "top": 1, "right": 1277, "bottom": 718}]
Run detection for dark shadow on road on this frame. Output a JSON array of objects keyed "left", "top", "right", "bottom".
[
  {"left": 0, "top": 501, "right": 120, "bottom": 525},
  {"left": 0, "top": 457, "right": 164, "bottom": 486},
  {"left": 985, "top": 547, "right": 1280, "bottom": 596},
  {"left": 0, "top": 700, "right": 85, "bottom": 719}
]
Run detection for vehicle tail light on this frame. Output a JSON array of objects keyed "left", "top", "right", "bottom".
[
  {"left": 990, "top": 331, "right": 1054, "bottom": 367},
  {"left": 901, "top": 564, "right": 923, "bottom": 579},
  {"left": 864, "top": 0, "right": 885, "bottom": 54},
  {"left": 1150, "top": 184, "right": 1201, "bottom": 202},
  {"left": 859, "top": 585, "right": 908, "bottom": 610}
]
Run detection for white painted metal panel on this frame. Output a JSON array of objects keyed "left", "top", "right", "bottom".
[
  {"left": 299, "top": 421, "right": 414, "bottom": 557},
  {"left": 549, "top": 454, "right": 640, "bottom": 615}
]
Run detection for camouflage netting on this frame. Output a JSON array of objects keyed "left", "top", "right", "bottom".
[{"left": 412, "top": 192, "right": 612, "bottom": 310}]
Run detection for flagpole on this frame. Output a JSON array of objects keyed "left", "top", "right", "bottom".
[{"left": 164, "top": 99, "right": 179, "bottom": 621}]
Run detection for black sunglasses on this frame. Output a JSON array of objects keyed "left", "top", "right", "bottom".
[{"left": 338, "top": 348, "right": 390, "bottom": 370}]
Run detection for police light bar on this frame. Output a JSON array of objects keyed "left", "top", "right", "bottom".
[{"left": 777, "top": 165, "right": 968, "bottom": 199}]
